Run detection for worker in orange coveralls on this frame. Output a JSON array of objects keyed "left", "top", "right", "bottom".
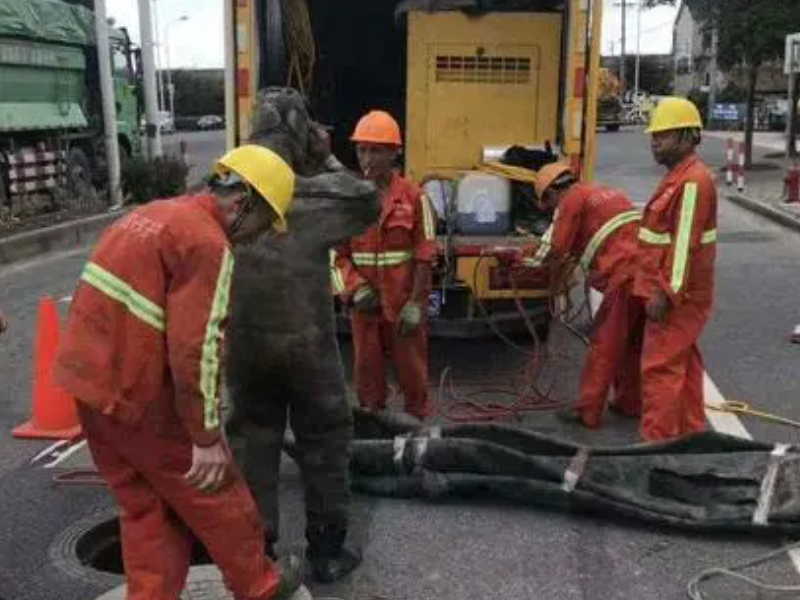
[
  {"left": 331, "top": 110, "right": 438, "bottom": 420},
  {"left": 514, "top": 163, "right": 641, "bottom": 428},
  {"left": 54, "top": 145, "right": 303, "bottom": 600},
  {"left": 632, "top": 96, "right": 717, "bottom": 441}
]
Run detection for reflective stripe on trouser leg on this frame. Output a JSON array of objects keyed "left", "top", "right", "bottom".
[
  {"left": 352, "top": 312, "right": 388, "bottom": 411},
  {"left": 386, "top": 318, "right": 431, "bottom": 419},
  {"left": 577, "top": 284, "right": 636, "bottom": 428},
  {"left": 640, "top": 304, "right": 708, "bottom": 441}
]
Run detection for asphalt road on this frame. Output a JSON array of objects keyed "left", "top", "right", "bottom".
[
  {"left": 1, "top": 128, "right": 800, "bottom": 599},
  {"left": 162, "top": 129, "right": 227, "bottom": 187}
]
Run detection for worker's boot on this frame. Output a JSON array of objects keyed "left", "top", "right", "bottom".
[
  {"left": 305, "top": 523, "right": 362, "bottom": 583},
  {"left": 272, "top": 555, "right": 304, "bottom": 600}
]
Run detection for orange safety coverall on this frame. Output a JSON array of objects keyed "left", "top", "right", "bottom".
[
  {"left": 632, "top": 152, "right": 717, "bottom": 441},
  {"left": 522, "top": 183, "right": 640, "bottom": 427},
  {"left": 55, "top": 195, "right": 281, "bottom": 600},
  {"left": 332, "top": 172, "right": 437, "bottom": 419}
]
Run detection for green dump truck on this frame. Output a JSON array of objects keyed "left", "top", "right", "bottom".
[{"left": 0, "top": 0, "right": 140, "bottom": 204}]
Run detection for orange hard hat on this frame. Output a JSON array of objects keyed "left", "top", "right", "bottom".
[
  {"left": 534, "top": 162, "right": 574, "bottom": 199},
  {"left": 351, "top": 110, "right": 402, "bottom": 146}
]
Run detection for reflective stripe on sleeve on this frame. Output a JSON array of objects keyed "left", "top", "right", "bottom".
[
  {"left": 200, "top": 248, "right": 234, "bottom": 431},
  {"left": 638, "top": 228, "right": 672, "bottom": 245},
  {"left": 579, "top": 210, "right": 640, "bottom": 271},
  {"left": 670, "top": 182, "right": 697, "bottom": 293},
  {"left": 81, "top": 262, "right": 165, "bottom": 332},
  {"left": 701, "top": 228, "right": 717, "bottom": 244}
]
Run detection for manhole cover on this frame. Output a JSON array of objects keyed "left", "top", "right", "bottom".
[{"left": 72, "top": 517, "right": 314, "bottom": 600}]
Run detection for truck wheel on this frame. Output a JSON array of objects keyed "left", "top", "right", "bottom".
[
  {"left": 605, "top": 124, "right": 620, "bottom": 132},
  {"left": 66, "top": 147, "right": 95, "bottom": 195}
]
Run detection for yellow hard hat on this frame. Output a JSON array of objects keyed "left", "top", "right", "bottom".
[
  {"left": 645, "top": 97, "right": 703, "bottom": 134},
  {"left": 534, "top": 162, "right": 574, "bottom": 199},
  {"left": 214, "top": 145, "right": 295, "bottom": 232}
]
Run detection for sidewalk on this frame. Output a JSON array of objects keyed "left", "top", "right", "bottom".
[{"left": 705, "top": 130, "right": 800, "bottom": 232}]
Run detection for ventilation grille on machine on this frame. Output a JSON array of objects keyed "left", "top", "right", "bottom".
[{"left": 435, "top": 55, "right": 531, "bottom": 84}]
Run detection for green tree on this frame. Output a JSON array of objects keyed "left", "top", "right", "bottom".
[{"left": 644, "top": 0, "right": 800, "bottom": 165}]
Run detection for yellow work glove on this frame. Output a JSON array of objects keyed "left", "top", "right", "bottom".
[
  {"left": 397, "top": 302, "right": 423, "bottom": 336},
  {"left": 353, "top": 285, "right": 380, "bottom": 313}
]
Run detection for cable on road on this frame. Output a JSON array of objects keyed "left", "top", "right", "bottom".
[
  {"left": 686, "top": 540, "right": 800, "bottom": 599},
  {"left": 706, "top": 401, "right": 800, "bottom": 430}
]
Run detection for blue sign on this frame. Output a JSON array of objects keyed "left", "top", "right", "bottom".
[{"left": 711, "top": 103, "right": 743, "bottom": 121}]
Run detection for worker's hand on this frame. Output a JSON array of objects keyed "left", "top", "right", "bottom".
[
  {"left": 486, "top": 246, "right": 522, "bottom": 267},
  {"left": 397, "top": 301, "right": 423, "bottom": 336},
  {"left": 185, "top": 439, "right": 231, "bottom": 493},
  {"left": 353, "top": 285, "right": 380, "bottom": 313},
  {"left": 645, "top": 290, "right": 670, "bottom": 323},
  {"left": 0, "top": 310, "right": 7, "bottom": 335},
  {"left": 309, "top": 122, "right": 332, "bottom": 163}
]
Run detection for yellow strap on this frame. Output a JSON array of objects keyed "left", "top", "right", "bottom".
[
  {"left": 579, "top": 210, "right": 641, "bottom": 271},
  {"left": 706, "top": 401, "right": 800, "bottom": 429},
  {"left": 200, "top": 248, "right": 234, "bottom": 431},
  {"left": 671, "top": 182, "right": 697, "bottom": 293},
  {"left": 478, "top": 161, "right": 539, "bottom": 184},
  {"left": 81, "top": 262, "right": 166, "bottom": 332},
  {"left": 420, "top": 193, "right": 437, "bottom": 240}
]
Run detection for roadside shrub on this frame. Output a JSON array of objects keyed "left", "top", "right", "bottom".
[{"left": 122, "top": 155, "right": 189, "bottom": 205}]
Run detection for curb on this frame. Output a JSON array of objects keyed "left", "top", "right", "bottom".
[
  {"left": 0, "top": 211, "right": 124, "bottom": 266},
  {"left": 726, "top": 193, "right": 800, "bottom": 234}
]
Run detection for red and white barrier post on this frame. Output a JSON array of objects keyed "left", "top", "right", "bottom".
[
  {"left": 736, "top": 142, "right": 746, "bottom": 192},
  {"left": 725, "top": 138, "right": 734, "bottom": 186}
]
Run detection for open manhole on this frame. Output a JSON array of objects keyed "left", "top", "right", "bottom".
[{"left": 76, "top": 517, "right": 213, "bottom": 574}]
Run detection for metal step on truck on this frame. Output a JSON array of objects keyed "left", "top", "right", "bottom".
[
  {"left": 0, "top": 0, "right": 141, "bottom": 213},
  {"left": 224, "top": 0, "right": 603, "bottom": 337}
]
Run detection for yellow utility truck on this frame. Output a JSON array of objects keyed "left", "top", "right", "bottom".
[{"left": 224, "top": 0, "right": 603, "bottom": 337}]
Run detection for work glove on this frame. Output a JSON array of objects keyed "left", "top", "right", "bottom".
[
  {"left": 397, "top": 301, "right": 423, "bottom": 336},
  {"left": 353, "top": 285, "right": 380, "bottom": 313}
]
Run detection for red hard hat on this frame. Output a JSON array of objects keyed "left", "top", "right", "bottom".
[{"left": 351, "top": 110, "right": 402, "bottom": 146}]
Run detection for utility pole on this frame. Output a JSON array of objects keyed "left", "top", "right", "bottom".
[
  {"left": 634, "top": 0, "right": 642, "bottom": 98},
  {"left": 137, "top": 0, "right": 162, "bottom": 158},
  {"left": 620, "top": 0, "right": 627, "bottom": 92},
  {"left": 94, "top": 0, "right": 122, "bottom": 208},
  {"left": 152, "top": 0, "right": 165, "bottom": 113},
  {"left": 706, "top": 18, "right": 719, "bottom": 128}
]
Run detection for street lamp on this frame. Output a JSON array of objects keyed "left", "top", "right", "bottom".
[{"left": 163, "top": 15, "right": 189, "bottom": 126}]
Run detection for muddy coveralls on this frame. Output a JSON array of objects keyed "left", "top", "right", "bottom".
[
  {"left": 522, "top": 183, "right": 640, "bottom": 427},
  {"left": 55, "top": 196, "right": 281, "bottom": 600},
  {"left": 332, "top": 172, "right": 438, "bottom": 419},
  {"left": 632, "top": 152, "right": 717, "bottom": 440}
]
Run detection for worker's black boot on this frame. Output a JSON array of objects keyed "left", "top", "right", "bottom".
[
  {"left": 272, "top": 555, "right": 304, "bottom": 600},
  {"left": 305, "top": 523, "right": 362, "bottom": 583}
]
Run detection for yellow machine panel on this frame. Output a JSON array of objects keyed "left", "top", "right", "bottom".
[{"left": 406, "top": 11, "right": 562, "bottom": 182}]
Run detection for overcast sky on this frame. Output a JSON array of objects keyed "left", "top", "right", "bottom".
[{"left": 107, "top": 0, "right": 678, "bottom": 70}]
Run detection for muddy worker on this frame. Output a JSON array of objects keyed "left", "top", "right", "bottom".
[
  {"left": 332, "top": 110, "right": 437, "bottom": 420},
  {"left": 513, "top": 163, "right": 641, "bottom": 428},
  {"left": 54, "top": 145, "right": 303, "bottom": 600},
  {"left": 632, "top": 96, "right": 716, "bottom": 440}
]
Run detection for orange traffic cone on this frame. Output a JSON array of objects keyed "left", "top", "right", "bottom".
[{"left": 12, "top": 296, "right": 82, "bottom": 440}]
